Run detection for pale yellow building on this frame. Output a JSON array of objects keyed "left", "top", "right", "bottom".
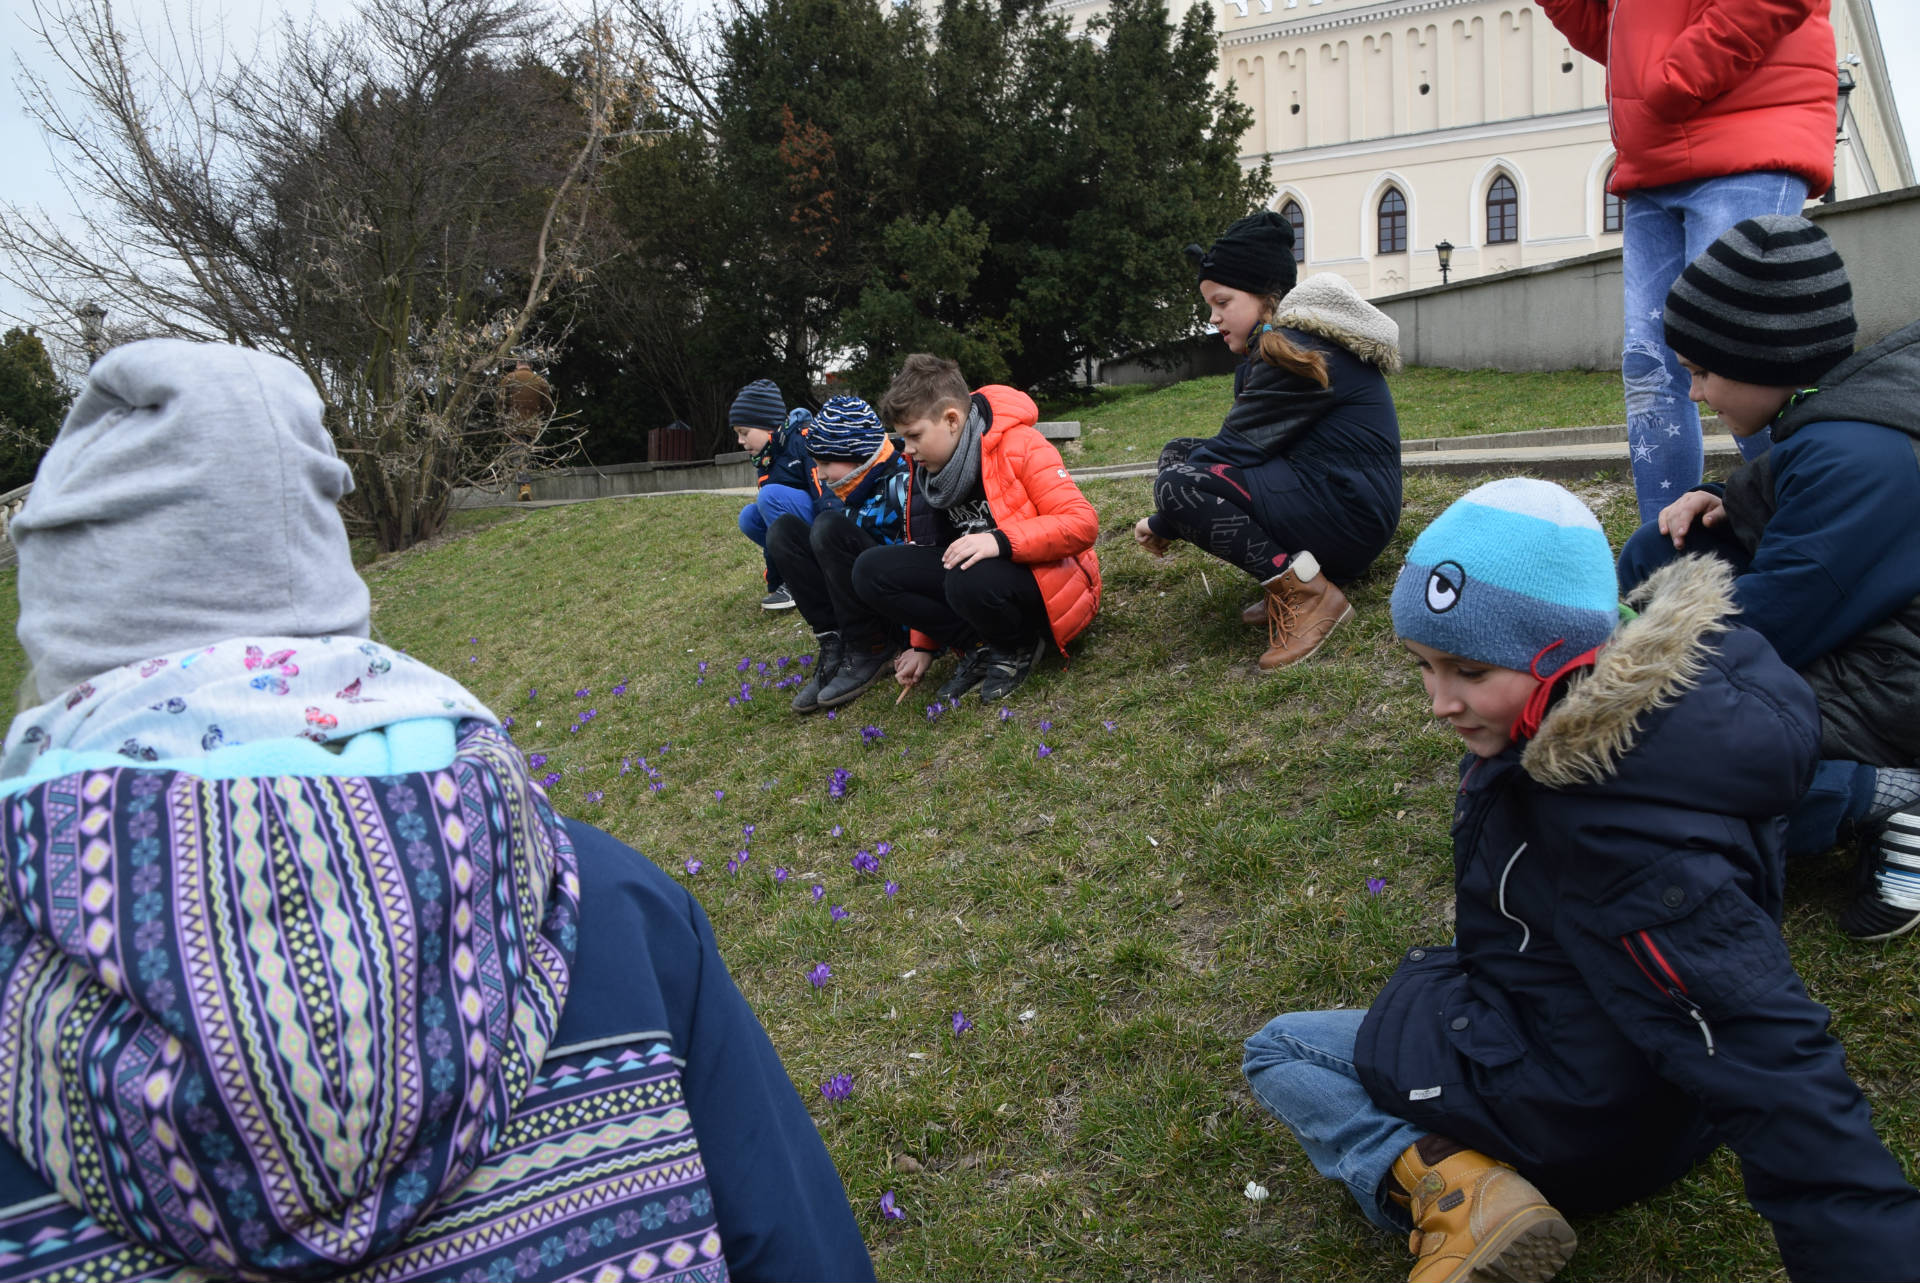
[{"left": 1048, "top": 0, "right": 1912, "bottom": 295}]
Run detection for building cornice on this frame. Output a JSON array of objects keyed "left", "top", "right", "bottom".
[
  {"left": 1240, "top": 106, "right": 1606, "bottom": 164},
  {"left": 1219, "top": 0, "right": 1480, "bottom": 48}
]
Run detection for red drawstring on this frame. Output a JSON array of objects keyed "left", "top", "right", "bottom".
[{"left": 1509, "top": 639, "right": 1604, "bottom": 743}]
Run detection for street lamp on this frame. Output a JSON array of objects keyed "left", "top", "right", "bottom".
[
  {"left": 1825, "top": 65, "right": 1857, "bottom": 204},
  {"left": 1435, "top": 240, "right": 1454, "bottom": 286},
  {"left": 76, "top": 301, "right": 106, "bottom": 366}
]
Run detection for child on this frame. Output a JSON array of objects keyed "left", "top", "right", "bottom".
[
  {"left": 1136, "top": 211, "right": 1403, "bottom": 671},
  {"left": 1616, "top": 214, "right": 1920, "bottom": 939},
  {"left": 0, "top": 339, "right": 876, "bottom": 1283},
  {"left": 764, "top": 395, "right": 912, "bottom": 713},
  {"left": 732, "top": 377, "right": 815, "bottom": 610},
  {"left": 1243, "top": 478, "right": 1920, "bottom": 1283},
  {"left": 851, "top": 354, "right": 1100, "bottom": 705}
]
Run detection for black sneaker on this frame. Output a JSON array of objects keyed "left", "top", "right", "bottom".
[
  {"left": 791, "top": 632, "right": 843, "bottom": 714},
  {"left": 1838, "top": 809, "right": 1920, "bottom": 941},
  {"left": 935, "top": 646, "right": 992, "bottom": 702},
  {"left": 760, "top": 585, "right": 796, "bottom": 611},
  {"left": 976, "top": 634, "right": 1048, "bottom": 703},
  {"left": 817, "top": 642, "right": 898, "bottom": 709}
]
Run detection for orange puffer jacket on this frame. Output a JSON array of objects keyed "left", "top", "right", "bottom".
[
  {"left": 1540, "top": 0, "right": 1835, "bottom": 196},
  {"left": 903, "top": 385, "right": 1102, "bottom": 654}
]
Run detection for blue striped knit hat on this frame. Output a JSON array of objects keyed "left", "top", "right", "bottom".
[
  {"left": 728, "top": 378, "right": 786, "bottom": 430},
  {"left": 1390, "top": 479, "right": 1619, "bottom": 674},
  {"left": 806, "top": 396, "right": 885, "bottom": 461}
]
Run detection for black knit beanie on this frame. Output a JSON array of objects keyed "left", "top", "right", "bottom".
[
  {"left": 729, "top": 378, "right": 786, "bottom": 430},
  {"left": 1664, "top": 215, "right": 1856, "bottom": 387},
  {"left": 1188, "top": 211, "right": 1298, "bottom": 298}
]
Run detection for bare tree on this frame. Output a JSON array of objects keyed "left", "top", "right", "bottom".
[{"left": 1, "top": 0, "right": 637, "bottom": 550}]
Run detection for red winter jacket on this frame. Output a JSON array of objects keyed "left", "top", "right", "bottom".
[
  {"left": 902, "top": 385, "right": 1102, "bottom": 654},
  {"left": 1540, "top": 0, "right": 1836, "bottom": 196}
]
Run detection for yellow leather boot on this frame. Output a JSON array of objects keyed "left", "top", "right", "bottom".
[{"left": 1390, "top": 1143, "right": 1576, "bottom": 1282}]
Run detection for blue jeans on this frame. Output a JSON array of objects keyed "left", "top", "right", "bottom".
[
  {"left": 738, "top": 484, "right": 816, "bottom": 588},
  {"left": 1243, "top": 1009, "right": 1424, "bottom": 1232},
  {"left": 1621, "top": 171, "right": 1809, "bottom": 521},
  {"left": 1618, "top": 519, "right": 1878, "bottom": 857}
]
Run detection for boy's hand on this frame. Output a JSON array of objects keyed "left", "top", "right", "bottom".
[
  {"left": 943, "top": 532, "right": 1001, "bottom": 570},
  {"left": 1658, "top": 491, "right": 1726, "bottom": 547},
  {"left": 894, "top": 649, "right": 932, "bottom": 686},
  {"left": 1134, "top": 516, "right": 1172, "bottom": 558}
]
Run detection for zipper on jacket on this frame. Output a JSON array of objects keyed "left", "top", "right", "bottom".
[{"left": 1621, "top": 930, "right": 1716, "bottom": 1056}]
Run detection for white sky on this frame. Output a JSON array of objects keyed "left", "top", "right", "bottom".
[{"left": 3, "top": 0, "right": 1917, "bottom": 335}]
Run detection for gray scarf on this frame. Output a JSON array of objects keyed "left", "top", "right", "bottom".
[{"left": 919, "top": 397, "right": 987, "bottom": 510}]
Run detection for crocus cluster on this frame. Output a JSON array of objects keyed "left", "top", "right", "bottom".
[
  {"left": 807, "top": 962, "right": 832, "bottom": 988},
  {"left": 951, "top": 1011, "right": 973, "bottom": 1035},
  {"left": 827, "top": 767, "right": 852, "bottom": 800},
  {"left": 861, "top": 725, "right": 884, "bottom": 746},
  {"left": 820, "top": 1074, "right": 853, "bottom": 1103},
  {"left": 850, "top": 850, "right": 881, "bottom": 875}
]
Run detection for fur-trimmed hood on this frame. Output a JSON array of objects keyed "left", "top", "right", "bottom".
[
  {"left": 1522, "top": 555, "right": 1818, "bottom": 811},
  {"left": 1274, "top": 272, "right": 1403, "bottom": 373}
]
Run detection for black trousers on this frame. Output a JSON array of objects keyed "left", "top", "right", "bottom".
[
  {"left": 765, "top": 512, "right": 893, "bottom": 645},
  {"left": 851, "top": 541, "right": 1048, "bottom": 652},
  {"left": 1152, "top": 437, "right": 1291, "bottom": 580}
]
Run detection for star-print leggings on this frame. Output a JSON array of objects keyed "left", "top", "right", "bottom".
[{"left": 1147, "top": 437, "right": 1291, "bottom": 579}]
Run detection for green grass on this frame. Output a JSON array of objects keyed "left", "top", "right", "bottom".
[
  {"left": 4, "top": 465, "right": 1912, "bottom": 1279},
  {"left": 1046, "top": 366, "right": 1625, "bottom": 467}
]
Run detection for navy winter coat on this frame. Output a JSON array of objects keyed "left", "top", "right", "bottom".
[
  {"left": 808, "top": 445, "right": 910, "bottom": 545},
  {"left": 1186, "top": 332, "right": 1402, "bottom": 584},
  {"left": 753, "top": 415, "right": 815, "bottom": 492},
  {"left": 0, "top": 819, "right": 877, "bottom": 1283},
  {"left": 1356, "top": 557, "right": 1920, "bottom": 1281}
]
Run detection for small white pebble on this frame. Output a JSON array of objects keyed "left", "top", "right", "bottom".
[
  {"left": 907, "top": 1052, "right": 927, "bottom": 1061},
  {"left": 1019, "top": 1008, "right": 1036, "bottom": 1022},
  {"left": 1146, "top": 835, "right": 1159, "bottom": 848},
  {"left": 901, "top": 969, "right": 917, "bottom": 980}
]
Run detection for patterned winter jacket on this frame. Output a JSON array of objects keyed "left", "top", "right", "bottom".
[
  {"left": 753, "top": 411, "right": 815, "bottom": 492},
  {"left": 0, "top": 720, "right": 874, "bottom": 1283},
  {"left": 809, "top": 440, "right": 911, "bottom": 545}
]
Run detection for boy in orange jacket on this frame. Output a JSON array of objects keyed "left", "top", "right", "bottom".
[{"left": 849, "top": 354, "right": 1101, "bottom": 705}]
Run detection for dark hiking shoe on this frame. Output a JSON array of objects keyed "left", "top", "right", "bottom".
[
  {"left": 976, "top": 635, "right": 1048, "bottom": 703},
  {"left": 935, "top": 646, "right": 993, "bottom": 702},
  {"left": 791, "top": 631, "right": 844, "bottom": 714},
  {"left": 1839, "top": 808, "right": 1920, "bottom": 941},
  {"left": 760, "top": 585, "right": 796, "bottom": 611},
  {"left": 817, "top": 642, "right": 897, "bottom": 709}
]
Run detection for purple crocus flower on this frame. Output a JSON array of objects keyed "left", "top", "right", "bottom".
[
  {"left": 620, "top": 758, "right": 632, "bottom": 776},
  {"left": 575, "top": 688, "right": 590, "bottom": 698},
  {"left": 819, "top": 1074, "right": 853, "bottom": 1102},
  {"left": 468, "top": 655, "right": 477, "bottom": 663},
  {"left": 612, "top": 682, "right": 628, "bottom": 696},
  {"left": 831, "top": 825, "right": 843, "bottom": 838},
  {"left": 698, "top": 661, "right": 709, "bottom": 674},
  {"left": 726, "top": 857, "right": 741, "bottom": 875},
  {"left": 684, "top": 858, "right": 702, "bottom": 876},
  {"left": 827, "top": 768, "right": 851, "bottom": 799},
  {"left": 743, "top": 824, "right": 756, "bottom": 838},
  {"left": 714, "top": 789, "right": 725, "bottom": 801},
  {"left": 861, "top": 725, "right": 884, "bottom": 745},
  {"left": 501, "top": 716, "right": 515, "bottom": 729},
  {"left": 811, "top": 884, "right": 825, "bottom": 902},
  {"left": 540, "top": 772, "right": 562, "bottom": 788},
  {"left": 1036, "top": 744, "right": 1052, "bottom": 759},
  {"left": 830, "top": 905, "right": 849, "bottom": 923},
  {"left": 736, "top": 848, "right": 750, "bottom": 865},
  {"left": 568, "top": 725, "right": 580, "bottom": 734},
  {"left": 649, "top": 781, "right": 665, "bottom": 792},
  {"left": 807, "top": 962, "right": 831, "bottom": 988},
  {"left": 1103, "top": 719, "right": 1117, "bottom": 731},
  {"left": 1039, "top": 720, "right": 1052, "bottom": 732},
  {"left": 528, "top": 687, "right": 537, "bottom": 698},
  {"left": 737, "top": 658, "right": 751, "bottom": 673},
  {"left": 1367, "top": 876, "right": 1386, "bottom": 897},
  {"left": 468, "top": 637, "right": 479, "bottom": 644},
  {"left": 875, "top": 841, "right": 892, "bottom": 858},
  {"left": 774, "top": 867, "right": 790, "bottom": 883},
  {"left": 851, "top": 851, "right": 879, "bottom": 874},
  {"left": 528, "top": 753, "right": 548, "bottom": 769},
  {"left": 998, "top": 707, "right": 1012, "bottom": 722},
  {"left": 884, "top": 879, "right": 899, "bottom": 898},
  {"left": 951, "top": 1011, "right": 973, "bottom": 1035},
  {"left": 825, "top": 710, "right": 837, "bottom": 720},
  {"left": 879, "top": 1191, "right": 904, "bottom": 1221},
  {"left": 585, "top": 790, "right": 604, "bottom": 804}
]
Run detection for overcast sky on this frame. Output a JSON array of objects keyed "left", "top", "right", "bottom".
[{"left": 4, "top": 0, "right": 1916, "bottom": 334}]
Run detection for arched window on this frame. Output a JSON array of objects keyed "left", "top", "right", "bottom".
[
  {"left": 1377, "top": 187, "right": 1407, "bottom": 254},
  {"left": 1602, "top": 167, "right": 1623, "bottom": 234},
  {"left": 1280, "top": 200, "right": 1306, "bottom": 263},
  {"left": 1486, "top": 174, "right": 1518, "bottom": 244}
]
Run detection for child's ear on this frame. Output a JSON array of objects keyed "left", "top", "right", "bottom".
[{"left": 944, "top": 405, "right": 966, "bottom": 432}]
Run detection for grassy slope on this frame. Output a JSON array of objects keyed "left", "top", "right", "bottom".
[
  {"left": 1049, "top": 366, "right": 1624, "bottom": 467},
  {"left": 2, "top": 440, "right": 1910, "bottom": 1279}
]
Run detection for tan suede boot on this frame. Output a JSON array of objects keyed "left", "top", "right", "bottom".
[
  {"left": 1391, "top": 1144, "right": 1575, "bottom": 1283},
  {"left": 1258, "top": 551, "right": 1354, "bottom": 670}
]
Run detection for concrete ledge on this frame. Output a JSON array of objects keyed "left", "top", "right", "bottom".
[{"left": 1037, "top": 421, "right": 1081, "bottom": 440}]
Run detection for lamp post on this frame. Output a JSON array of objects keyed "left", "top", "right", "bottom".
[
  {"left": 76, "top": 301, "right": 106, "bottom": 367},
  {"left": 1826, "top": 66, "right": 1856, "bottom": 204},
  {"left": 1435, "top": 239, "right": 1454, "bottom": 286}
]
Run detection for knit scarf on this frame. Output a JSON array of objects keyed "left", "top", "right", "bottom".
[{"left": 919, "top": 398, "right": 987, "bottom": 511}]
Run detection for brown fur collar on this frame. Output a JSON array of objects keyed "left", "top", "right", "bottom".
[
  {"left": 1522, "top": 556, "right": 1738, "bottom": 788},
  {"left": 1272, "top": 272, "right": 1404, "bottom": 374}
]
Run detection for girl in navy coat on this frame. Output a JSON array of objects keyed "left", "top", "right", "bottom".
[
  {"left": 1136, "top": 212, "right": 1403, "bottom": 670},
  {"left": 1244, "top": 478, "right": 1920, "bottom": 1283}
]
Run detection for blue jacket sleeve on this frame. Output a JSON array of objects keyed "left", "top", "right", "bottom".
[
  {"left": 560, "top": 822, "right": 874, "bottom": 1283},
  {"left": 1556, "top": 839, "right": 1920, "bottom": 1282},
  {"left": 1731, "top": 424, "right": 1920, "bottom": 668}
]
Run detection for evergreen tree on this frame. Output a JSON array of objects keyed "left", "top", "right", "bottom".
[{"left": 0, "top": 328, "right": 71, "bottom": 492}]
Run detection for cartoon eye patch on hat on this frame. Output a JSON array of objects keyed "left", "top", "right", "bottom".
[{"left": 1425, "top": 561, "right": 1465, "bottom": 613}]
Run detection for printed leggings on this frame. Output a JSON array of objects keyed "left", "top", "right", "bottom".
[{"left": 1149, "top": 438, "right": 1291, "bottom": 579}]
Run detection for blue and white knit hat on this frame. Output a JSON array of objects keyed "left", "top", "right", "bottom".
[
  {"left": 806, "top": 396, "right": 886, "bottom": 461},
  {"left": 728, "top": 378, "right": 786, "bottom": 430},
  {"left": 1390, "top": 479, "right": 1619, "bottom": 674}
]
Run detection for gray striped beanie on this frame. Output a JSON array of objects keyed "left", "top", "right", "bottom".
[
  {"left": 1664, "top": 215, "right": 1855, "bottom": 387},
  {"left": 728, "top": 378, "right": 786, "bottom": 430},
  {"left": 806, "top": 395, "right": 885, "bottom": 461}
]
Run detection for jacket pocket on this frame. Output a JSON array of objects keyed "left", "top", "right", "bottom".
[{"left": 1441, "top": 994, "right": 1527, "bottom": 1070}]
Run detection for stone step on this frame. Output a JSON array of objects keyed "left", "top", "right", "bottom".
[{"left": 1402, "top": 417, "right": 1723, "bottom": 453}]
